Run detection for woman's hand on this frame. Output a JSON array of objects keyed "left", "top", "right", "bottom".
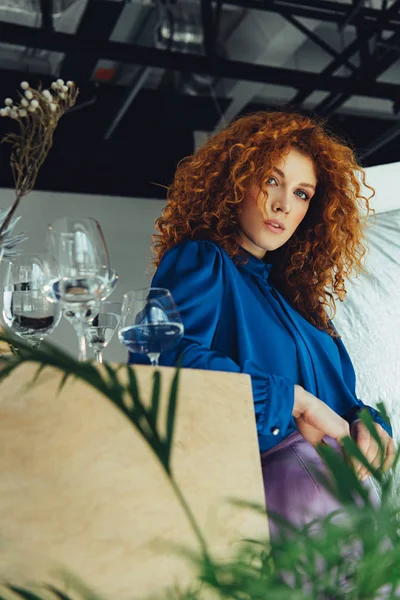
[
  {"left": 293, "top": 385, "right": 350, "bottom": 446},
  {"left": 350, "top": 419, "right": 396, "bottom": 480}
]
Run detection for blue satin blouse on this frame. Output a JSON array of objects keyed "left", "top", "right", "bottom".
[{"left": 128, "top": 239, "right": 392, "bottom": 452}]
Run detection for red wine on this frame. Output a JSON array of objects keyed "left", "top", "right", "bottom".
[{"left": 8, "top": 314, "right": 56, "bottom": 335}]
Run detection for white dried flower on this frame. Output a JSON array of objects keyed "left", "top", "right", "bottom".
[
  {"left": 24, "top": 90, "right": 33, "bottom": 100},
  {"left": 5, "top": 106, "right": 11, "bottom": 114},
  {"left": 28, "top": 105, "right": 36, "bottom": 113},
  {"left": 62, "top": 85, "right": 68, "bottom": 93},
  {"left": 5, "top": 98, "right": 13, "bottom": 106},
  {"left": 56, "top": 78, "right": 64, "bottom": 86},
  {"left": 0, "top": 108, "right": 8, "bottom": 117},
  {"left": 18, "top": 109, "right": 27, "bottom": 117},
  {"left": 42, "top": 90, "right": 52, "bottom": 101},
  {"left": 30, "top": 99, "right": 39, "bottom": 109},
  {"left": 59, "top": 93, "right": 66, "bottom": 100},
  {"left": 51, "top": 82, "right": 58, "bottom": 91},
  {"left": 10, "top": 110, "right": 18, "bottom": 119},
  {"left": 21, "top": 98, "right": 29, "bottom": 107},
  {"left": 66, "top": 81, "right": 74, "bottom": 88},
  {"left": 49, "top": 103, "right": 57, "bottom": 112},
  {"left": 20, "top": 81, "right": 29, "bottom": 90}
]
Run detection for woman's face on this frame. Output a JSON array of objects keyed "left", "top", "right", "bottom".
[{"left": 238, "top": 147, "right": 317, "bottom": 259}]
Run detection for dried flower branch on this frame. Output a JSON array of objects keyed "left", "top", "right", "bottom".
[{"left": 0, "top": 79, "right": 79, "bottom": 239}]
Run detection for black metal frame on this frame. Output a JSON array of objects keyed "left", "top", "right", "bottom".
[
  {"left": 60, "top": 0, "right": 126, "bottom": 83},
  {"left": 212, "top": 0, "right": 400, "bottom": 33},
  {"left": 361, "top": 120, "right": 400, "bottom": 159},
  {"left": 280, "top": 13, "right": 358, "bottom": 74},
  {"left": 39, "top": 0, "right": 53, "bottom": 32},
  {"left": 311, "top": 0, "right": 400, "bottom": 116},
  {"left": 1, "top": 0, "right": 399, "bottom": 157},
  {"left": 339, "top": 0, "right": 366, "bottom": 30},
  {"left": 201, "top": 0, "right": 217, "bottom": 58},
  {"left": 289, "top": 0, "right": 400, "bottom": 108},
  {"left": 0, "top": 20, "right": 397, "bottom": 102}
]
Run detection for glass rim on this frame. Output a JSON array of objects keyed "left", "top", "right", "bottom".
[
  {"left": 5, "top": 252, "right": 56, "bottom": 262},
  {"left": 48, "top": 216, "right": 101, "bottom": 228},
  {"left": 97, "top": 301, "right": 122, "bottom": 311},
  {"left": 122, "top": 287, "right": 171, "bottom": 300}
]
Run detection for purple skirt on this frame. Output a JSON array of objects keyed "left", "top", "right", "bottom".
[
  {"left": 261, "top": 432, "right": 400, "bottom": 598},
  {"left": 261, "top": 430, "right": 380, "bottom": 540}
]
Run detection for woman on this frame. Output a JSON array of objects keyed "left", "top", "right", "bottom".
[{"left": 130, "top": 111, "right": 396, "bottom": 538}]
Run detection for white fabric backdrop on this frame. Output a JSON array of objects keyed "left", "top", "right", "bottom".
[{"left": 332, "top": 203, "right": 400, "bottom": 490}]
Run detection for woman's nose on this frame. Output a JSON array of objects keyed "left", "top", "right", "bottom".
[{"left": 272, "top": 192, "right": 292, "bottom": 214}]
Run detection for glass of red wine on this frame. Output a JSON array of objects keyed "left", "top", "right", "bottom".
[{"left": 118, "top": 288, "right": 184, "bottom": 366}]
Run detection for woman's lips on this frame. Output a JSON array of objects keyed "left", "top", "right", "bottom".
[{"left": 265, "top": 222, "right": 284, "bottom": 234}]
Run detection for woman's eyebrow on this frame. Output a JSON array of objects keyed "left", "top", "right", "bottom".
[{"left": 272, "top": 167, "right": 316, "bottom": 192}]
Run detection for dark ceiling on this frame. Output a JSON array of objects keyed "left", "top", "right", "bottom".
[{"left": 0, "top": 0, "right": 400, "bottom": 200}]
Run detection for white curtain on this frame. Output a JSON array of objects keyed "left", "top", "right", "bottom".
[{"left": 332, "top": 207, "right": 400, "bottom": 490}]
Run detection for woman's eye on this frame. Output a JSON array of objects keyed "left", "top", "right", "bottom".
[
  {"left": 266, "top": 177, "right": 277, "bottom": 185},
  {"left": 296, "top": 189, "right": 310, "bottom": 201}
]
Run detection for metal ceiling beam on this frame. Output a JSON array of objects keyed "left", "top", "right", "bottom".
[
  {"left": 371, "top": 0, "right": 389, "bottom": 55},
  {"left": 215, "top": 12, "right": 323, "bottom": 131},
  {"left": 339, "top": 0, "right": 365, "bottom": 30},
  {"left": 0, "top": 21, "right": 398, "bottom": 101},
  {"left": 360, "top": 120, "right": 400, "bottom": 159},
  {"left": 201, "top": 0, "right": 217, "bottom": 58},
  {"left": 290, "top": 0, "right": 400, "bottom": 107},
  {"left": 104, "top": 66, "right": 151, "bottom": 140},
  {"left": 281, "top": 13, "right": 357, "bottom": 73},
  {"left": 322, "top": 0, "right": 400, "bottom": 113},
  {"left": 211, "top": 0, "right": 400, "bottom": 33},
  {"left": 314, "top": 18, "right": 400, "bottom": 114},
  {"left": 60, "top": 0, "right": 126, "bottom": 83},
  {"left": 39, "top": 0, "right": 54, "bottom": 32},
  {"left": 346, "top": 0, "right": 371, "bottom": 70},
  {"left": 214, "top": 0, "right": 224, "bottom": 41}
]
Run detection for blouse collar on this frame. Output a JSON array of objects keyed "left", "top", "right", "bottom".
[{"left": 236, "top": 247, "right": 273, "bottom": 281}]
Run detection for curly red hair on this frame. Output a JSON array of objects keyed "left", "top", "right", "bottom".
[{"left": 152, "top": 110, "right": 376, "bottom": 338}]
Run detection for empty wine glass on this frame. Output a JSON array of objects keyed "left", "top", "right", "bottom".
[
  {"left": 46, "top": 217, "right": 111, "bottom": 361},
  {"left": 2, "top": 254, "right": 62, "bottom": 349},
  {"left": 118, "top": 288, "right": 184, "bottom": 366},
  {"left": 84, "top": 301, "right": 121, "bottom": 364}
]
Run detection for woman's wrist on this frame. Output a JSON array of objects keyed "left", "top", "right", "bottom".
[{"left": 293, "top": 384, "right": 307, "bottom": 418}]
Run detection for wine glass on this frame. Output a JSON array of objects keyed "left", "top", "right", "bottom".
[
  {"left": 84, "top": 301, "right": 121, "bottom": 364},
  {"left": 2, "top": 254, "right": 62, "bottom": 349},
  {"left": 46, "top": 217, "right": 111, "bottom": 361},
  {"left": 118, "top": 288, "right": 184, "bottom": 366},
  {"left": 62, "top": 300, "right": 101, "bottom": 332},
  {"left": 101, "top": 269, "right": 119, "bottom": 300},
  {"left": 59, "top": 269, "right": 119, "bottom": 359}
]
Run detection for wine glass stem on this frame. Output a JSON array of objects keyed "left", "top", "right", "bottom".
[
  {"left": 148, "top": 352, "right": 160, "bottom": 367},
  {"left": 28, "top": 339, "right": 42, "bottom": 349},
  {"left": 76, "top": 321, "right": 87, "bottom": 361},
  {"left": 95, "top": 349, "right": 103, "bottom": 364}
]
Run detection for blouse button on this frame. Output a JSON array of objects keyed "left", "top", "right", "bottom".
[{"left": 271, "top": 426, "right": 280, "bottom": 436}]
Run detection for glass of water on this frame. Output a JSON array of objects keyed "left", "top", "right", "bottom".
[
  {"left": 84, "top": 301, "right": 121, "bottom": 364},
  {"left": 46, "top": 217, "right": 111, "bottom": 361},
  {"left": 118, "top": 288, "right": 183, "bottom": 366},
  {"left": 2, "top": 254, "right": 62, "bottom": 349}
]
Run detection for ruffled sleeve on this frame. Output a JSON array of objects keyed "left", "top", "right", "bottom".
[{"left": 129, "top": 239, "right": 295, "bottom": 446}]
